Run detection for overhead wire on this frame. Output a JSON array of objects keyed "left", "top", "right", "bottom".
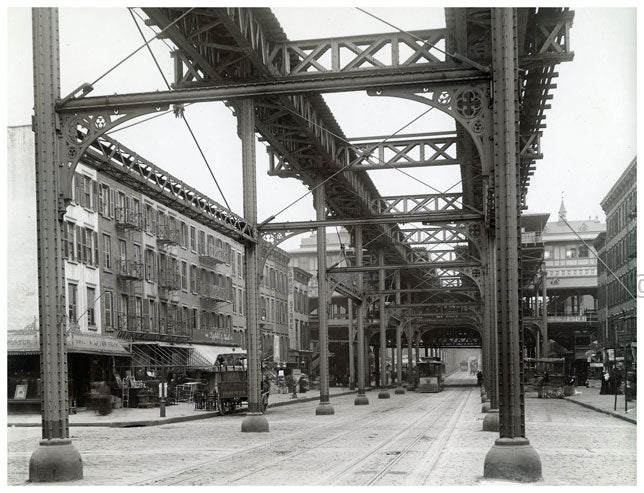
[
  {"left": 89, "top": 8, "right": 195, "bottom": 88},
  {"left": 127, "top": 7, "right": 232, "bottom": 211}
]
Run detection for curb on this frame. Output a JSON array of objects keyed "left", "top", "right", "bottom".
[
  {"left": 267, "top": 389, "right": 359, "bottom": 408},
  {"left": 563, "top": 397, "right": 637, "bottom": 424},
  {"left": 7, "top": 390, "right": 365, "bottom": 428}
]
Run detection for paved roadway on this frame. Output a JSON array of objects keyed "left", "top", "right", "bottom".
[{"left": 6, "top": 372, "right": 636, "bottom": 486}]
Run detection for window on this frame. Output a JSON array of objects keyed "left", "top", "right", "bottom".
[
  {"left": 191, "top": 264, "right": 197, "bottom": 293},
  {"left": 237, "top": 252, "right": 242, "bottom": 278},
  {"left": 180, "top": 222, "right": 188, "bottom": 247},
  {"left": 150, "top": 300, "right": 158, "bottom": 332},
  {"left": 84, "top": 177, "right": 92, "bottom": 210},
  {"left": 118, "top": 240, "right": 127, "bottom": 262},
  {"left": 145, "top": 204, "right": 154, "bottom": 234},
  {"left": 93, "top": 230, "right": 99, "bottom": 266},
  {"left": 145, "top": 249, "right": 155, "bottom": 281},
  {"left": 181, "top": 261, "right": 188, "bottom": 291},
  {"left": 99, "top": 184, "right": 111, "bottom": 217},
  {"left": 198, "top": 230, "right": 206, "bottom": 254},
  {"left": 132, "top": 198, "right": 141, "bottom": 227},
  {"left": 192, "top": 308, "right": 198, "bottom": 330},
  {"left": 102, "top": 233, "right": 111, "bottom": 269},
  {"left": 87, "top": 287, "right": 96, "bottom": 327},
  {"left": 579, "top": 245, "right": 589, "bottom": 258},
  {"left": 190, "top": 226, "right": 196, "bottom": 251},
  {"left": 104, "top": 291, "right": 113, "bottom": 329},
  {"left": 133, "top": 244, "right": 141, "bottom": 264},
  {"left": 68, "top": 283, "right": 78, "bottom": 324}
]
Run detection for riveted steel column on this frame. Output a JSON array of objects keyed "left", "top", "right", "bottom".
[
  {"left": 395, "top": 272, "right": 405, "bottom": 394},
  {"left": 354, "top": 226, "right": 369, "bottom": 404},
  {"left": 240, "top": 97, "right": 268, "bottom": 432},
  {"left": 348, "top": 300, "right": 355, "bottom": 390},
  {"left": 484, "top": 7, "right": 541, "bottom": 482},
  {"left": 29, "top": 8, "right": 83, "bottom": 482},
  {"left": 377, "top": 249, "right": 390, "bottom": 399},
  {"left": 315, "top": 182, "right": 334, "bottom": 415}
]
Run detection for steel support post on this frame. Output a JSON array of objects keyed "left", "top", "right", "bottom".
[
  {"left": 348, "top": 300, "right": 355, "bottom": 390},
  {"left": 315, "top": 182, "right": 334, "bottom": 415},
  {"left": 484, "top": 8, "right": 541, "bottom": 482},
  {"left": 377, "top": 249, "right": 390, "bottom": 399},
  {"left": 28, "top": 8, "right": 83, "bottom": 483},
  {"left": 240, "top": 98, "right": 269, "bottom": 432},
  {"left": 354, "top": 226, "right": 369, "bottom": 405},
  {"left": 542, "top": 271, "right": 549, "bottom": 357},
  {"left": 395, "top": 272, "right": 405, "bottom": 394},
  {"left": 483, "top": 234, "right": 500, "bottom": 424}
]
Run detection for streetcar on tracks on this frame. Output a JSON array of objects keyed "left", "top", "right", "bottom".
[{"left": 416, "top": 357, "right": 445, "bottom": 392}]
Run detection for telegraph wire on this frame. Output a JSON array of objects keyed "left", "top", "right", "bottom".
[
  {"left": 127, "top": 8, "right": 232, "bottom": 211},
  {"left": 90, "top": 8, "right": 195, "bottom": 88}
]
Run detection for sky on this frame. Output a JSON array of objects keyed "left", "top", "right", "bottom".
[{"left": 3, "top": 4, "right": 640, "bottom": 250}]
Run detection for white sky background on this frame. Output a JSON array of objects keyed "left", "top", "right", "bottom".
[{"left": 4, "top": 5, "right": 639, "bottom": 250}]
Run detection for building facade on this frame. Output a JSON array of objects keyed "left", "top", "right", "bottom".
[
  {"left": 7, "top": 125, "right": 254, "bottom": 409},
  {"left": 288, "top": 266, "right": 313, "bottom": 373},
  {"left": 594, "top": 157, "right": 636, "bottom": 393},
  {"left": 259, "top": 247, "right": 291, "bottom": 366}
]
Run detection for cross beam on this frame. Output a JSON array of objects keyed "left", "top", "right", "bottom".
[
  {"left": 56, "top": 69, "right": 488, "bottom": 114},
  {"left": 328, "top": 261, "right": 480, "bottom": 273}
]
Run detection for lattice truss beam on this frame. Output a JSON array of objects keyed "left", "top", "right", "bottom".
[
  {"left": 421, "top": 326, "right": 483, "bottom": 347},
  {"left": 143, "top": 7, "right": 424, "bottom": 282}
]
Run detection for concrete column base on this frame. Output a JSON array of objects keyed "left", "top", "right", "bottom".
[
  {"left": 316, "top": 402, "right": 335, "bottom": 415},
  {"left": 378, "top": 390, "right": 391, "bottom": 399},
  {"left": 394, "top": 387, "right": 405, "bottom": 395},
  {"left": 484, "top": 437, "right": 542, "bottom": 482},
  {"left": 481, "top": 401, "right": 490, "bottom": 413},
  {"left": 29, "top": 439, "right": 83, "bottom": 483},
  {"left": 354, "top": 393, "right": 369, "bottom": 405},
  {"left": 482, "top": 408, "right": 499, "bottom": 431},
  {"left": 241, "top": 413, "right": 269, "bottom": 432},
  {"left": 481, "top": 393, "right": 487, "bottom": 403},
  {"left": 481, "top": 387, "right": 486, "bottom": 396}
]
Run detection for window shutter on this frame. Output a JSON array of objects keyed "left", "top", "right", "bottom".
[
  {"left": 74, "top": 173, "right": 82, "bottom": 205},
  {"left": 93, "top": 230, "right": 99, "bottom": 266},
  {"left": 92, "top": 180, "right": 99, "bottom": 212},
  {"left": 110, "top": 189, "right": 116, "bottom": 218}
]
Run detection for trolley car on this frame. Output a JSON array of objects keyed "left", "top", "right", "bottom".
[{"left": 416, "top": 358, "right": 444, "bottom": 392}]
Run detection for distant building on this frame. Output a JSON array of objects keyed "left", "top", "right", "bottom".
[
  {"left": 258, "top": 247, "right": 290, "bottom": 366},
  {"left": 595, "top": 158, "right": 636, "bottom": 374},
  {"left": 288, "top": 266, "right": 313, "bottom": 373},
  {"left": 541, "top": 201, "right": 605, "bottom": 365}
]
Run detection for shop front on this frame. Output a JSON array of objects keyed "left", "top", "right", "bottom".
[{"left": 7, "top": 329, "right": 131, "bottom": 413}]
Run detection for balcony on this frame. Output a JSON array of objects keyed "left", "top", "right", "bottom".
[
  {"left": 156, "top": 224, "right": 181, "bottom": 245},
  {"left": 117, "top": 313, "right": 144, "bottom": 333},
  {"left": 199, "top": 245, "right": 228, "bottom": 266},
  {"left": 199, "top": 284, "right": 230, "bottom": 302},
  {"left": 521, "top": 231, "right": 543, "bottom": 245},
  {"left": 115, "top": 207, "right": 142, "bottom": 230},
  {"left": 117, "top": 259, "right": 143, "bottom": 281},
  {"left": 158, "top": 270, "right": 181, "bottom": 291}
]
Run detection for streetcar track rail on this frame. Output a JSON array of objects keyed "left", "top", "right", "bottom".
[
  {"left": 128, "top": 391, "right": 434, "bottom": 486},
  {"left": 132, "top": 390, "right": 452, "bottom": 486},
  {"left": 322, "top": 388, "right": 471, "bottom": 485}
]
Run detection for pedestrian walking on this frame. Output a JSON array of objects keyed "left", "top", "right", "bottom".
[{"left": 476, "top": 370, "right": 483, "bottom": 387}]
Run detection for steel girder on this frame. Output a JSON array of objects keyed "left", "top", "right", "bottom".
[{"left": 140, "top": 7, "right": 413, "bottom": 272}]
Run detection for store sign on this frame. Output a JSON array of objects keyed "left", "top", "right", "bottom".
[
  {"left": 68, "top": 332, "right": 130, "bottom": 355},
  {"left": 7, "top": 332, "right": 39, "bottom": 352}
]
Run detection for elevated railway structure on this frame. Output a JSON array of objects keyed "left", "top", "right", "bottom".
[{"left": 31, "top": 6, "right": 572, "bottom": 483}]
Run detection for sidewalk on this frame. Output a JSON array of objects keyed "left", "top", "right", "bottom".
[
  {"left": 6, "top": 386, "right": 359, "bottom": 428},
  {"left": 563, "top": 385, "right": 637, "bottom": 424}
]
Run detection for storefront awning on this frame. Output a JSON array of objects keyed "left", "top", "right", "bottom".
[{"left": 189, "top": 344, "right": 246, "bottom": 367}]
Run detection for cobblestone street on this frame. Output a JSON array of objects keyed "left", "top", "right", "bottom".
[{"left": 7, "top": 376, "right": 636, "bottom": 486}]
